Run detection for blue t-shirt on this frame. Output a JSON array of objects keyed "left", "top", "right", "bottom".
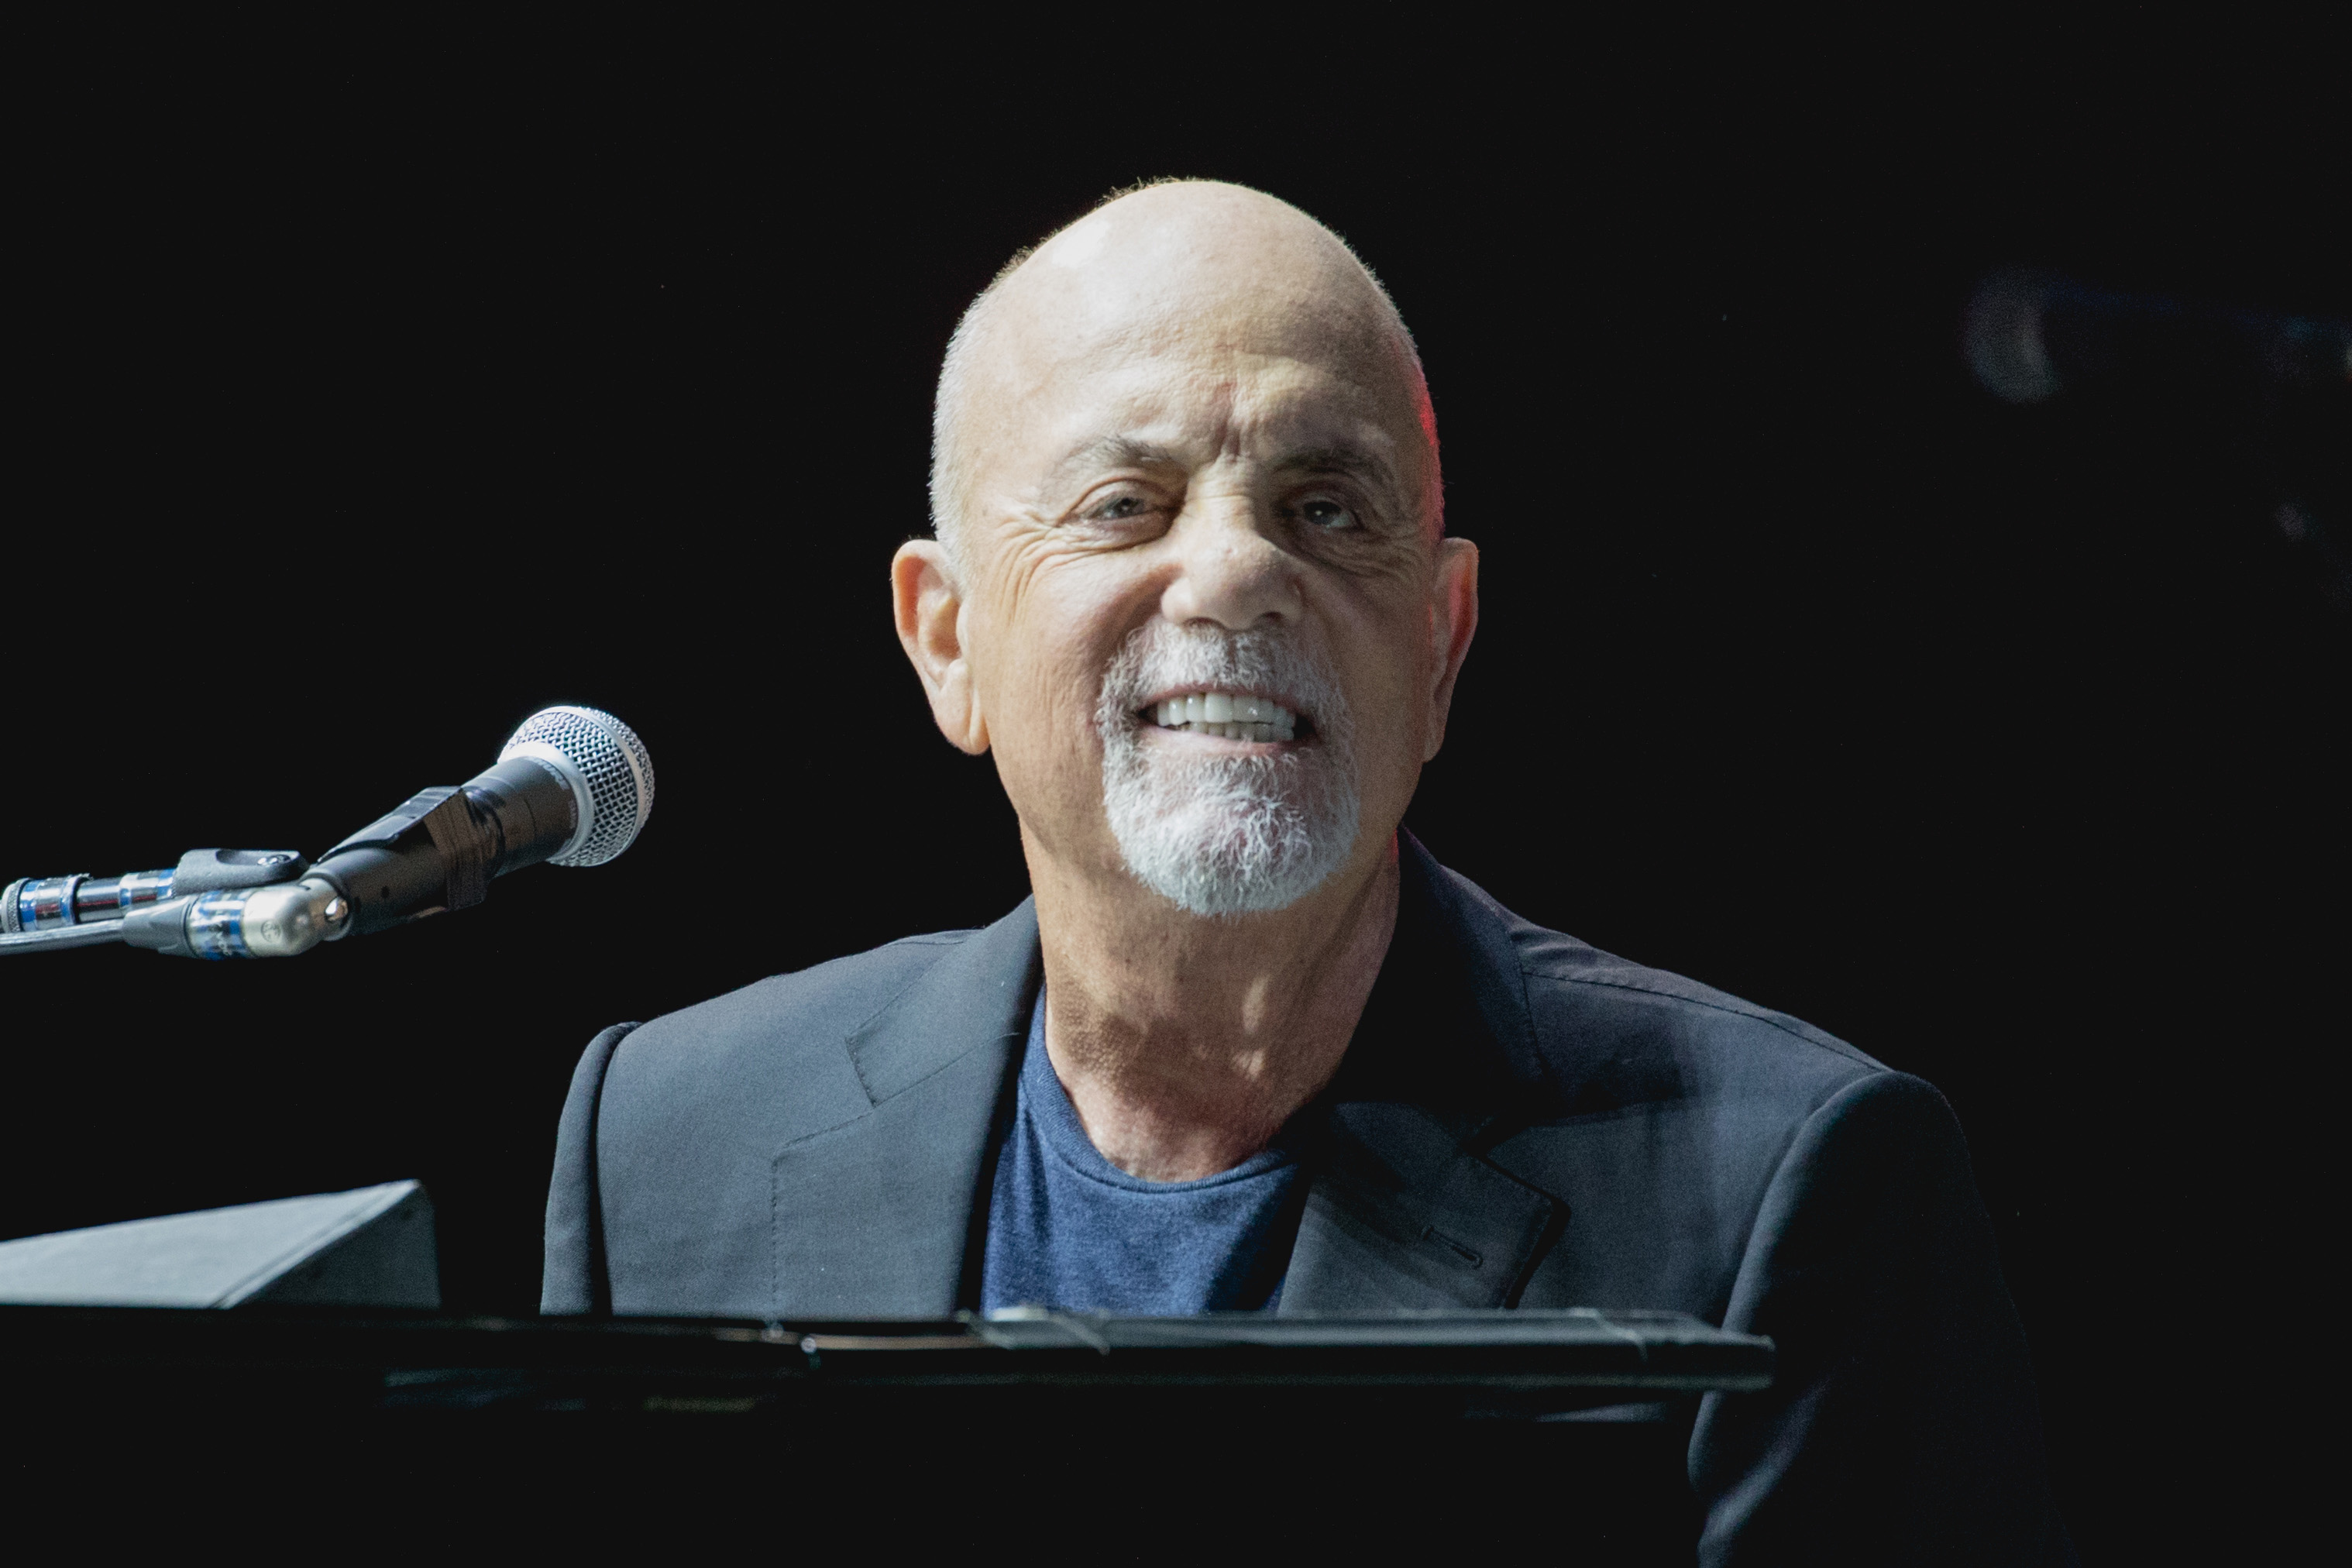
[{"left": 980, "top": 990, "right": 1309, "bottom": 1315}]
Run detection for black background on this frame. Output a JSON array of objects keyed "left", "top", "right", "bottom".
[{"left": 7, "top": 28, "right": 2343, "bottom": 1558}]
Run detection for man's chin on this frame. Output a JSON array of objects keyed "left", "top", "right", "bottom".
[{"left": 1106, "top": 807, "right": 1359, "bottom": 918}]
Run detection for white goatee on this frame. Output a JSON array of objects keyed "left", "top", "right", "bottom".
[{"left": 1095, "top": 622, "right": 1361, "bottom": 917}]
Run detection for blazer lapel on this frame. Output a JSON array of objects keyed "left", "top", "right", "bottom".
[
  {"left": 1282, "top": 1107, "right": 1564, "bottom": 1312},
  {"left": 1281, "top": 835, "right": 1567, "bottom": 1312},
  {"left": 769, "top": 900, "right": 1039, "bottom": 1317}
]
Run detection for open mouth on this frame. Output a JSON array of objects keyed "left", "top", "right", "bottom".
[{"left": 1141, "top": 691, "right": 1304, "bottom": 744}]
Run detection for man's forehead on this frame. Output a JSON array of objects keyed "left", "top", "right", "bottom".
[
  {"left": 1064, "top": 335, "right": 1394, "bottom": 414},
  {"left": 999, "top": 315, "right": 1415, "bottom": 489}
]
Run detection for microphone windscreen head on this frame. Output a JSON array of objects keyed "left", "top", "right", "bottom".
[{"left": 498, "top": 707, "right": 655, "bottom": 867}]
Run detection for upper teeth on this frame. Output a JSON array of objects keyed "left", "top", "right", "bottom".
[{"left": 1150, "top": 693, "right": 1298, "bottom": 742}]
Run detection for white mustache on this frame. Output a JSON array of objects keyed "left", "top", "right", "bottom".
[{"left": 1096, "top": 622, "right": 1351, "bottom": 747}]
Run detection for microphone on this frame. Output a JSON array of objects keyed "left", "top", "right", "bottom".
[
  {"left": 0, "top": 706, "right": 653, "bottom": 959},
  {"left": 1962, "top": 266, "right": 2352, "bottom": 405}
]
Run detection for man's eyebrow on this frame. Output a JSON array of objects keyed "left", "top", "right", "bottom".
[
  {"left": 1047, "top": 436, "right": 1188, "bottom": 484},
  {"left": 1274, "top": 445, "right": 1402, "bottom": 496}
]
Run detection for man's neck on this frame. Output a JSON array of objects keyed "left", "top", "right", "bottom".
[{"left": 1023, "top": 832, "right": 1401, "bottom": 1182}]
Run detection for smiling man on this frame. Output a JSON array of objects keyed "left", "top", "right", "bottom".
[{"left": 544, "top": 181, "right": 2071, "bottom": 1562}]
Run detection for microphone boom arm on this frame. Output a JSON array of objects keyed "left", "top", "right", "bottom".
[{"left": 1, "top": 704, "right": 651, "bottom": 961}]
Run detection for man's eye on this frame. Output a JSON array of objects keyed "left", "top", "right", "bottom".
[
  {"left": 1085, "top": 494, "right": 1152, "bottom": 521},
  {"left": 1300, "top": 498, "right": 1358, "bottom": 531}
]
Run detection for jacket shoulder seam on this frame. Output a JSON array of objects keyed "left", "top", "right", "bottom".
[{"left": 1525, "top": 968, "right": 1880, "bottom": 1068}]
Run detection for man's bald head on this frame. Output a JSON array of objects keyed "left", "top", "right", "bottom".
[{"left": 929, "top": 181, "right": 1440, "bottom": 570}]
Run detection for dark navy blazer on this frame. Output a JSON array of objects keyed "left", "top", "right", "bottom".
[{"left": 545, "top": 835, "right": 2072, "bottom": 1563}]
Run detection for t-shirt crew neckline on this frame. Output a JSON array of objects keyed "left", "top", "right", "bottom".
[
  {"left": 1021, "top": 995, "right": 1303, "bottom": 1193},
  {"left": 977, "top": 986, "right": 1312, "bottom": 1316}
]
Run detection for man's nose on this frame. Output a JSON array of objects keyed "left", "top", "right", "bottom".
[{"left": 1157, "top": 494, "right": 1301, "bottom": 631}]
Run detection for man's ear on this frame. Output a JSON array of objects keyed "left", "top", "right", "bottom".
[
  {"left": 1422, "top": 536, "right": 1480, "bottom": 762},
  {"left": 892, "top": 540, "right": 990, "bottom": 755}
]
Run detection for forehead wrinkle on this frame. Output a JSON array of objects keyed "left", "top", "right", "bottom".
[
  {"left": 1041, "top": 435, "right": 1189, "bottom": 493},
  {"left": 1041, "top": 425, "right": 1398, "bottom": 492},
  {"left": 1026, "top": 358, "right": 1407, "bottom": 496}
]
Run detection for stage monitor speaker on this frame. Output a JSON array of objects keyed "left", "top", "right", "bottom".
[{"left": 0, "top": 1181, "right": 439, "bottom": 1309}]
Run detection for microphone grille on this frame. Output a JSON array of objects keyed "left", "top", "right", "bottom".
[{"left": 500, "top": 706, "right": 655, "bottom": 867}]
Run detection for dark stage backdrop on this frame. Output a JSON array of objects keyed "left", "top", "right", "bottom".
[{"left": 8, "top": 53, "right": 2343, "bottom": 1559}]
